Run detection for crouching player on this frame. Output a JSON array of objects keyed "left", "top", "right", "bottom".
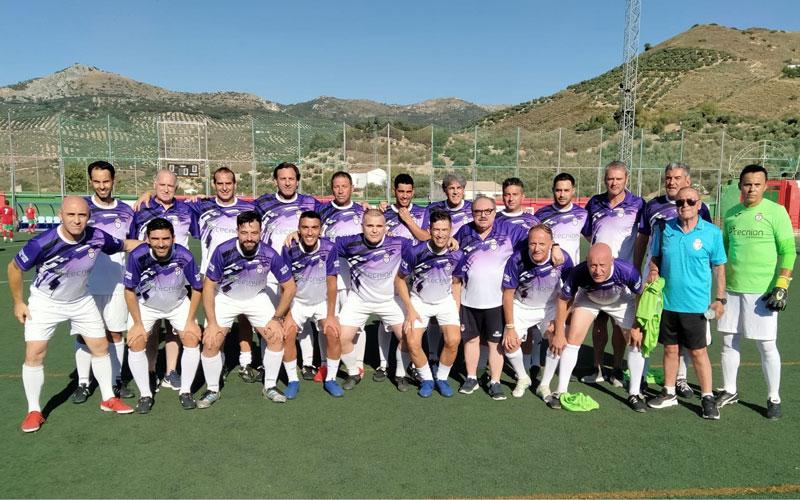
[
  {"left": 124, "top": 218, "right": 203, "bottom": 412},
  {"left": 200, "top": 211, "right": 297, "bottom": 407},
  {"left": 395, "top": 210, "right": 464, "bottom": 397}
]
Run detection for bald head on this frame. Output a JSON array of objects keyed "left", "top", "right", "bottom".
[
  {"left": 587, "top": 243, "right": 614, "bottom": 283},
  {"left": 59, "top": 196, "right": 90, "bottom": 239},
  {"left": 61, "top": 196, "right": 89, "bottom": 214}
]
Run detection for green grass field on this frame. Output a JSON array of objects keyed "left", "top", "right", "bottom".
[{"left": 1, "top": 232, "right": 799, "bottom": 498}]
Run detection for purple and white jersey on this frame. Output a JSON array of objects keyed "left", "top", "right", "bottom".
[
  {"left": 503, "top": 251, "right": 574, "bottom": 309},
  {"left": 455, "top": 219, "right": 528, "bottom": 309},
  {"left": 581, "top": 191, "right": 644, "bottom": 263},
  {"left": 639, "top": 194, "right": 712, "bottom": 237},
  {"left": 560, "top": 258, "right": 643, "bottom": 306},
  {"left": 335, "top": 235, "right": 406, "bottom": 303},
  {"left": 15, "top": 226, "right": 123, "bottom": 302},
  {"left": 423, "top": 200, "right": 473, "bottom": 236},
  {"left": 132, "top": 197, "right": 198, "bottom": 248},
  {"left": 124, "top": 244, "right": 202, "bottom": 313},
  {"left": 206, "top": 239, "right": 292, "bottom": 301},
  {"left": 190, "top": 197, "right": 255, "bottom": 274},
  {"left": 281, "top": 238, "right": 338, "bottom": 305},
  {"left": 384, "top": 204, "right": 426, "bottom": 244},
  {"left": 319, "top": 200, "right": 366, "bottom": 290},
  {"left": 535, "top": 203, "right": 588, "bottom": 264},
  {"left": 255, "top": 192, "right": 319, "bottom": 253},
  {"left": 496, "top": 210, "right": 540, "bottom": 231},
  {"left": 86, "top": 196, "right": 135, "bottom": 295},
  {"left": 399, "top": 242, "right": 465, "bottom": 304}
]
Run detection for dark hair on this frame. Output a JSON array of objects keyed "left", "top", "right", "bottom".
[
  {"left": 236, "top": 211, "right": 261, "bottom": 228},
  {"left": 299, "top": 210, "right": 321, "bottom": 223},
  {"left": 330, "top": 171, "right": 352, "bottom": 187},
  {"left": 428, "top": 210, "right": 452, "bottom": 227},
  {"left": 394, "top": 173, "right": 414, "bottom": 189},
  {"left": 273, "top": 162, "right": 301, "bottom": 182},
  {"left": 213, "top": 166, "right": 237, "bottom": 184},
  {"left": 87, "top": 160, "right": 115, "bottom": 180},
  {"left": 502, "top": 177, "right": 524, "bottom": 191},
  {"left": 552, "top": 172, "right": 576, "bottom": 188},
  {"left": 739, "top": 164, "right": 769, "bottom": 183},
  {"left": 146, "top": 217, "right": 174, "bottom": 236}
]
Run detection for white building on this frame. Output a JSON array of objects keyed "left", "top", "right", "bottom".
[{"left": 351, "top": 168, "right": 388, "bottom": 189}]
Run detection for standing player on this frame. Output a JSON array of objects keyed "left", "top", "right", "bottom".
[
  {"left": 395, "top": 210, "right": 464, "bottom": 397},
  {"left": 25, "top": 203, "right": 37, "bottom": 233},
  {"left": 9, "top": 196, "right": 142, "bottom": 432},
  {"left": 124, "top": 218, "right": 203, "bottom": 412},
  {"left": 497, "top": 177, "right": 539, "bottom": 230},
  {"left": 717, "top": 165, "right": 795, "bottom": 419},
  {"left": 535, "top": 173, "right": 588, "bottom": 265},
  {"left": 200, "top": 211, "right": 297, "bottom": 407},
  {"left": 2, "top": 199, "right": 15, "bottom": 242},
  {"left": 424, "top": 173, "right": 473, "bottom": 236}
]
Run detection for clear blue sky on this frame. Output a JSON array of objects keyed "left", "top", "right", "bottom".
[{"left": 1, "top": 0, "right": 798, "bottom": 105}]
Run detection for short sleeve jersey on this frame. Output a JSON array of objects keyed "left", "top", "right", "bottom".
[
  {"left": 384, "top": 204, "right": 426, "bottom": 244},
  {"left": 581, "top": 191, "right": 644, "bottom": 263},
  {"left": 561, "top": 259, "right": 643, "bottom": 305},
  {"left": 281, "top": 238, "right": 338, "bottom": 305},
  {"left": 335, "top": 235, "right": 406, "bottom": 303},
  {"left": 255, "top": 192, "right": 319, "bottom": 253},
  {"left": 1, "top": 205, "right": 14, "bottom": 224},
  {"left": 423, "top": 200, "right": 473, "bottom": 236},
  {"left": 86, "top": 196, "right": 135, "bottom": 295},
  {"left": 496, "top": 210, "right": 540, "bottom": 231},
  {"left": 319, "top": 200, "right": 366, "bottom": 290},
  {"left": 639, "top": 195, "right": 712, "bottom": 237},
  {"left": 124, "top": 244, "right": 202, "bottom": 312},
  {"left": 399, "top": 242, "right": 465, "bottom": 304},
  {"left": 206, "top": 239, "right": 291, "bottom": 301},
  {"left": 26, "top": 207, "right": 35, "bottom": 220},
  {"left": 190, "top": 197, "right": 255, "bottom": 274},
  {"left": 535, "top": 203, "right": 588, "bottom": 264},
  {"left": 503, "top": 250, "right": 574, "bottom": 309},
  {"left": 132, "top": 197, "right": 198, "bottom": 248}
]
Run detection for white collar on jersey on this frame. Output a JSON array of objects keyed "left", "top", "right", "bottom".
[
  {"left": 446, "top": 200, "right": 465, "bottom": 211},
  {"left": 91, "top": 194, "right": 118, "bottom": 209},
  {"left": 57, "top": 225, "right": 85, "bottom": 245},
  {"left": 215, "top": 197, "right": 239, "bottom": 208},
  {"left": 235, "top": 240, "right": 259, "bottom": 258},
  {"left": 552, "top": 202, "right": 574, "bottom": 213},
  {"left": 529, "top": 249, "right": 551, "bottom": 265},
  {"left": 332, "top": 200, "right": 354, "bottom": 210},
  {"left": 501, "top": 209, "right": 524, "bottom": 217},
  {"left": 426, "top": 241, "right": 449, "bottom": 256},
  {"left": 277, "top": 192, "right": 298, "bottom": 203},
  {"left": 299, "top": 239, "right": 321, "bottom": 254}
]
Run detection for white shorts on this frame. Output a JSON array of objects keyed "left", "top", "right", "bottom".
[
  {"left": 409, "top": 295, "right": 460, "bottom": 329},
  {"left": 717, "top": 291, "right": 778, "bottom": 341},
  {"left": 292, "top": 300, "right": 328, "bottom": 328},
  {"left": 25, "top": 292, "right": 106, "bottom": 342},
  {"left": 215, "top": 292, "right": 275, "bottom": 329},
  {"left": 93, "top": 292, "right": 128, "bottom": 332},
  {"left": 572, "top": 289, "right": 636, "bottom": 329},
  {"left": 128, "top": 297, "right": 191, "bottom": 333},
  {"left": 339, "top": 293, "right": 404, "bottom": 330},
  {"left": 513, "top": 302, "right": 553, "bottom": 342}
]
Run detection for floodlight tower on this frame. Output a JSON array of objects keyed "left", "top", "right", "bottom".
[{"left": 618, "top": 0, "right": 641, "bottom": 168}]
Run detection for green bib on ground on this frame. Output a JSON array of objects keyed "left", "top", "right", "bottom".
[{"left": 559, "top": 392, "right": 600, "bottom": 411}]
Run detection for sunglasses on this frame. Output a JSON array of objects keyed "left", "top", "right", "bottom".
[
  {"left": 472, "top": 208, "right": 495, "bottom": 216},
  {"left": 675, "top": 199, "right": 698, "bottom": 207}
]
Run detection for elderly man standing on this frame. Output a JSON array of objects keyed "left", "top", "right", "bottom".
[{"left": 645, "top": 187, "right": 726, "bottom": 419}]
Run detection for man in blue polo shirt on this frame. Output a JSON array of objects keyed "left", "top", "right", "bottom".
[{"left": 646, "top": 187, "right": 726, "bottom": 419}]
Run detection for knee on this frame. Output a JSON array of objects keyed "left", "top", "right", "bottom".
[
  {"left": 127, "top": 336, "right": 148, "bottom": 352},
  {"left": 664, "top": 344, "right": 680, "bottom": 356}
]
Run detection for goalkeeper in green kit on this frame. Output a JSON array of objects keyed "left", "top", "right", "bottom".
[{"left": 717, "top": 164, "right": 796, "bottom": 419}]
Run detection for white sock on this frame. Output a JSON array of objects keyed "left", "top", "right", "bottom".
[
  {"left": 436, "top": 363, "right": 452, "bottom": 381},
  {"left": 326, "top": 358, "right": 340, "bottom": 381},
  {"left": 263, "top": 349, "right": 284, "bottom": 388},
  {"left": 180, "top": 346, "right": 200, "bottom": 394},
  {"left": 664, "top": 385, "right": 676, "bottom": 395},
  {"left": 417, "top": 363, "right": 433, "bottom": 382},
  {"left": 201, "top": 353, "right": 223, "bottom": 392},
  {"left": 377, "top": 324, "right": 391, "bottom": 369},
  {"left": 426, "top": 326, "right": 442, "bottom": 360},
  {"left": 557, "top": 344, "right": 580, "bottom": 394},
  {"left": 627, "top": 346, "right": 645, "bottom": 396},
  {"left": 395, "top": 349, "right": 410, "bottom": 378},
  {"left": 74, "top": 341, "right": 92, "bottom": 385},
  {"left": 128, "top": 350, "right": 152, "bottom": 398},
  {"left": 478, "top": 344, "right": 488, "bottom": 372},
  {"left": 757, "top": 340, "right": 781, "bottom": 403},
  {"left": 22, "top": 364, "right": 44, "bottom": 412},
  {"left": 540, "top": 351, "right": 560, "bottom": 388},
  {"left": 505, "top": 348, "right": 527, "bottom": 380},
  {"left": 298, "top": 325, "right": 314, "bottom": 366},
  {"left": 677, "top": 347, "right": 690, "bottom": 380},
  {"left": 355, "top": 328, "right": 366, "bottom": 369},
  {"left": 109, "top": 341, "right": 125, "bottom": 382},
  {"left": 721, "top": 333, "right": 741, "bottom": 394},
  {"left": 239, "top": 350, "right": 252, "bottom": 367},
  {"left": 92, "top": 354, "right": 115, "bottom": 401},
  {"left": 341, "top": 348, "right": 359, "bottom": 376},
  {"left": 284, "top": 359, "right": 299, "bottom": 383}
]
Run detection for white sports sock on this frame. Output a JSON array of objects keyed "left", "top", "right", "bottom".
[
  {"left": 677, "top": 347, "right": 690, "bottom": 380},
  {"left": 627, "top": 346, "right": 645, "bottom": 396},
  {"left": 239, "top": 350, "right": 252, "bottom": 368},
  {"left": 355, "top": 329, "right": 366, "bottom": 369},
  {"left": 417, "top": 363, "right": 433, "bottom": 382},
  {"left": 263, "top": 349, "right": 284, "bottom": 388},
  {"left": 128, "top": 350, "right": 152, "bottom": 398},
  {"left": 505, "top": 348, "right": 527, "bottom": 380},
  {"left": 477, "top": 344, "right": 488, "bottom": 372},
  {"left": 92, "top": 354, "right": 115, "bottom": 401},
  {"left": 540, "top": 351, "right": 560, "bottom": 388},
  {"left": 74, "top": 341, "right": 92, "bottom": 385},
  {"left": 664, "top": 385, "right": 676, "bottom": 395},
  {"left": 298, "top": 325, "right": 314, "bottom": 367},
  {"left": 284, "top": 359, "right": 299, "bottom": 383},
  {"left": 395, "top": 348, "right": 410, "bottom": 378},
  {"left": 326, "top": 358, "right": 340, "bottom": 381},
  {"left": 756, "top": 340, "right": 781, "bottom": 403},
  {"left": 201, "top": 353, "right": 223, "bottom": 392},
  {"left": 426, "top": 326, "right": 442, "bottom": 359},
  {"left": 341, "top": 349, "right": 359, "bottom": 376},
  {"left": 377, "top": 324, "right": 391, "bottom": 369},
  {"left": 721, "top": 333, "right": 741, "bottom": 394},
  {"left": 557, "top": 344, "right": 580, "bottom": 394},
  {"left": 436, "top": 363, "right": 452, "bottom": 381},
  {"left": 109, "top": 341, "right": 125, "bottom": 382},
  {"left": 180, "top": 347, "right": 200, "bottom": 394},
  {"left": 22, "top": 364, "right": 44, "bottom": 412}
]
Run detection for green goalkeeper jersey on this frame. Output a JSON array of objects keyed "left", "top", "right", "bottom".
[{"left": 723, "top": 198, "right": 796, "bottom": 294}]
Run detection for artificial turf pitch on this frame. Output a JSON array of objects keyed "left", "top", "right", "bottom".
[{"left": 1, "top": 233, "right": 799, "bottom": 498}]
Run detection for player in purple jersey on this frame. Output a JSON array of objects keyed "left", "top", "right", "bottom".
[
  {"left": 396, "top": 210, "right": 464, "bottom": 397},
  {"left": 502, "top": 225, "right": 573, "bottom": 401},
  {"left": 534, "top": 173, "right": 588, "bottom": 264},
  {"left": 580, "top": 162, "right": 645, "bottom": 388},
  {"left": 423, "top": 172, "right": 473, "bottom": 236},
  {"left": 281, "top": 211, "right": 339, "bottom": 398},
  {"left": 124, "top": 218, "right": 203, "bottom": 413},
  {"left": 328, "top": 209, "right": 408, "bottom": 393},
  {"left": 549, "top": 243, "right": 648, "bottom": 412},
  {"left": 497, "top": 177, "right": 540, "bottom": 230},
  {"left": 199, "top": 211, "right": 297, "bottom": 407},
  {"left": 10, "top": 196, "right": 144, "bottom": 432}
]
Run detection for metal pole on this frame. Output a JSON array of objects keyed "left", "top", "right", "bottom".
[
  {"left": 297, "top": 120, "right": 302, "bottom": 193},
  {"left": 557, "top": 127, "right": 562, "bottom": 173},
  {"left": 679, "top": 123, "right": 684, "bottom": 161},
  {"left": 386, "top": 123, "right": 391, "bottom": 202},
  {"left": 342, "top": 122, "right": 347, "bottom": 171},
  {"left": 638, "top": 127, "right": 644, "bottom": 196},
  {"left": 762, "top": 139, "right": 768, "bottom": 167},
  {"left": 250, "top": 116, "right": 257, "bottom": 198},
  {"left": 597, "top": 127, "right": 604, "bottom": 194},
  {"left": 204, "top": 119, "right": 210, "bottom": 196},
  {"left": 106, "top": 114, "right": 112, "bottom": 161},
  {"left": 134, "top": 162, "right": 138, "bottom": 196},
  {"left": 58, "top": 114, "right": 65, "bottom": 198},
  {"left": 472, "top": 125, "right": 478, "bottom": 199},
  {"left": 7, "top": 111, "right": 15, "bottom": 208},
  {"left": 515, "top": 127, "right": 520, "bottom": 177},
  {"left": 430, "top": 125, "right": 435, "bottom": 202}
]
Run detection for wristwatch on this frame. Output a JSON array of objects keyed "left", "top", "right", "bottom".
[
  {"left": 715, "top": 298, "right": 727, "bottom": 305},
  {"left": 271, "top": 316, "right": 285, "bottom": 323}
]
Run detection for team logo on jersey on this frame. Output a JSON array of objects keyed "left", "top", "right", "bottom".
[
  {"left": 489, "top": 241, "right": 498, "bottom": 251},
  {"left": 353, "top": 215, "right": 361, "bottom": 224},
  {"left": 87, "top": 248, "right": 96, "bottom": 259},
  {"left": 175, "top": 267, "right": 183, "bottom": 276},
  {"left": 755, "top": 213, "right": 763, "bottom": 222},
  {"left": 444, "top": 262, "right": 452, "bottom": 272},
  {"left": 318, "top": 260, "right": 325, "bottom": 268},
  {"left": 114, "top": 217, "right": 122, "bottom": 229},
  {"left": 572, "top": 217, "right": 579, "bottom": 226},
  {"left": 256, "top": 264, "right": 264, "bottom": 274},
  {"left": 614, "top": 208, "right": 625, "bottom": 218},
  {"left": 693, "top": 238, "right": 703, "bottom": 251},
  {"left": 383, "top": 253, "right": 390, "bottom": 263}
]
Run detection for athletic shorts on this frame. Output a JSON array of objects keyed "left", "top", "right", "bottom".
[
  {"left": 3, "top": 223, "right": 13, "bottom": 231},
  {"left": 339, "top": 292, "right": 404, "bottom": 330},
  {"left": 92, "top": 292, "right": 128, "bottom": 332},
  {"left": 128, "top": 297, "right": 191, "bottom": 333},
  {"left": 215, "top": 292, "right": 275, "bottom": 329},
  {"left": 460, "top": 305, "right": 504, "bottom": 342},
  {"left": 572, "top": 289, "right": 636, "bottom": 329},
  {"left": 25, "top": 292, "right": 106, "bottom": 342},
  {"left": 408, "top": 294, "right": 460, "bottom": 329},
  {"left": 717, "top": 291, "right": 778, "bottom": 341},
  {"left": 292, "top": 300, "right": 328, "bottom": 328},
  {"left": 658, "top": 309, "right": 710, "bottom": 350},
  {"left": 513, "top": 301, "right": 553, "bottom": 343}
]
